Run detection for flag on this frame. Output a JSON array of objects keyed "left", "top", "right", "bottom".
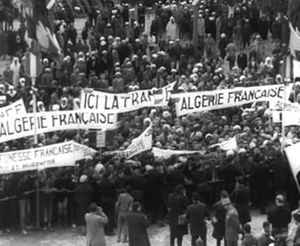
[
  {"left": 289, "top": 22, "right": 300, "bottom": 61},
  {"left": 26, "top": 13, "right": 63, "bottom": 65},
  {"left": 209, "top": 136, "right": 238, "bottom": 151},
  {"left": 152, "top": 148, "right": 206, "bottom": 160},
  {"left": 104, "top": 123, "right": 152, "bottom": 159},
  {"left": 285, "top": 142, "right": 300, "bottom": 190}
]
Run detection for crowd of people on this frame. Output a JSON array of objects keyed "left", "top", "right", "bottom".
[{"left": 0, "top": 0, "right": 300, "bottom": 245}]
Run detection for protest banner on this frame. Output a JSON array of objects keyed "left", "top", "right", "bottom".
[
  {"left": 152, "top": 147, "right": 205, "bottom": 160},
  {"left": 208, "top": 136, "right": 238, "bottom": 151},
  {"left": 285, "top": 142, "right": 300, "bottom": 190},
  {"left": 173, "top": 84, "right": 288, "bottom": 116},
  {"left": 271, "top": 101, "right": 300, "bottom": 112},
  {"left": 0, "top": 110, "right": 117, "bottom": 143},
  {"left": 81, "top": 82, "right": 175, "bottom": 113},
  {"left": 0, "top": 141, "right": 96, "bottom": 174},
  {"left": 272, "top": 111, "right": 300, "bottom": 126},
  {"left": 104, "top": 123, "right": 152, "bottom": 159},
  {"left": 0, "top": 99, "right": 26, "bottom": 117},
  {"left": 268, "top": 83, "right": 293, "bottom": 110}
]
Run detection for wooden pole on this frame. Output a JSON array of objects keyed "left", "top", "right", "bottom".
[
  {"left": 32, "top": 75, "right": 39, "bottom": 229},
  {"left": 192, "top": 3, "right": 199, "bottom": 55}
]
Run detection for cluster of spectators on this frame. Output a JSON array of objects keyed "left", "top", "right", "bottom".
[{"left": 0, "top": 1, "right": 299, "bottom": 246}]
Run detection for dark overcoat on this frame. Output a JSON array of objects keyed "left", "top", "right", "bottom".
[
  {"left": 168, "top": 193, "right": 189, "bottom": 238},
  {"left": 127, "top": 211, "right": 151, "bottom": 246}
]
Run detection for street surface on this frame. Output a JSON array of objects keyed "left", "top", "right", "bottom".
[{"left": 0, "top": 210, "right": 266, "bottom": 246}]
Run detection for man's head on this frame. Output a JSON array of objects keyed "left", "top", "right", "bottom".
[
  {"left": 132, "top": 201, "right": 142, "bottom": 212},
  {"left": 275, "top": 194, "right": 285, "bottom": 206},
  {"left": 243, "top": 224, "right": 251, "bottom": 234},
  {"left": 192, "top": 192, "right": 200, "bottom": 202},
  {"left": 90, "top": 203, "right": 98, "bottom": 212},
  {"left": 262, "top": 221, "right": 271, "bottom": 235}
]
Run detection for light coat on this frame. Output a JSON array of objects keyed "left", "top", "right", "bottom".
[{"left": 85, "top": 212, "right": 108, "bottom": 246}]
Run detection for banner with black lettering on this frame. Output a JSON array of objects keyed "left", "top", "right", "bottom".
[
  {"left": 0, "top": 110, "right": 117, "bottom": 143},
  {"left": 152, "top": 147, "right": 206, "bottom": 160},
  {"left": 0, "top": 99, "right": 26, "bottom": 117},
  {"left": 173, "top": 84, "right": 288, "bottom": 116},
  {"left": 0, "top": 141, "right": 96, "bottom": 174},
  {"left": 81, "top": 82, "right": 175, "bottom": 113},
  {"left": 104, "top": 123, "right": 152, "bottom": 158}
]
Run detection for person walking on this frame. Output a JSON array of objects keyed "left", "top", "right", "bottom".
[
  {"left": 116, "top": 185, "right": 134, "bottom": 243},
  {"left": 168, "top": 184, "right": 189, "bottom": 246},
  {"left": 267, "top": 194, "right": 291, "bottom": 237},
  {"left": 127, "top": 201, "right": 151, "bottom": 246},
  {"left": 212, "top": 191, "right": 228, "bottom": 246},
  {"left": 231, "top": 177, "right": 251, "bottom": 227},
  {"left": 186, "top": 192, "right": 210, "bottom": 246},
  {"left": 85, "top": 203, "right": 108, "bottom": 246},
  {"left": 223, "top": 196, "right": 241, "bottom": 246}
]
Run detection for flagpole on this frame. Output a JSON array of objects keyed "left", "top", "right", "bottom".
[
  {"left": 281, "top": 78, "right": 290, "bottom": 152},
  {"left": 32, "top": 76, "right": 40, "bottom": 229}
]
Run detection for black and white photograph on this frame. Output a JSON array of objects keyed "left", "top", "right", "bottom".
[{"left": 0, "top": 0, "right": 300, "bottom": 245}]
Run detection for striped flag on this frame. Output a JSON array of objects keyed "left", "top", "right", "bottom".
[{"left": 25, "top": 12, "right": 63, "bottom": 65}]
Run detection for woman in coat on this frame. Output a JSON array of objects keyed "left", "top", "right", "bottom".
[
  {"left": 85, "top": 203, "right": 108, "bottom": 246},
  {"left": 168, "top": 184, "right": 189, "bottom": 246},
  {"left": 231, "top": 177, "right": 251, "bottom": 226},
  {"left": 127, "top": 201, "right": 151, "bottom": 246}
]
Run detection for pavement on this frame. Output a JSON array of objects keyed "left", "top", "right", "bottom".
[{"left": 0, "top": 210, "right": 267, "bottom": 246}]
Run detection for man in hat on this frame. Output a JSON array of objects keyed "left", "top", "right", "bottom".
[
  {"left": 223, "top": 196, "right": 241, "bottom": 246},
  {"left": 98, "top": 171, "right": 117, "bottom": 236},
  {"left": 212, "top": 191, "right": 229, "bottom": 246},
  {"left": 75, "top": 175, "right": 94, "bottom": 234},
  {"left": 127, "top": 201, "right": 151, "bottom": 246},
  {"left": 186, "top": 192, "right": 210, "bottom": 246},
  {"left": 113, "top": 71, "right": 124, "bottom": 92},
  {"left": 267, "top": 195, "right": 291, "bottom": 236},
  {"left": 85, "top": 203, "right": 108, "bottom": 246}
]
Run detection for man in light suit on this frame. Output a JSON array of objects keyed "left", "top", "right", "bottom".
[
  {"left": 85, "top": 203, "right": 108, "bottom": 246},
  {"left": 223, "top": 197, "right": 241, "bottom": 246},
  {"left": 186, "top": 192, "right": 210, "bottom": 246}
]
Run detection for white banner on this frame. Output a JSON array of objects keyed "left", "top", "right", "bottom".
[
  {"left": 285, "top": 142, "right": 300, "bottom": 188},
  {"left": 0, "top": 99, "right": 26, "bottom": 118},
  {"left": 209, "top": 136, "right": 238, "bottom": 151},
  {"left": 293, "top": 59, "right": 300, "bottom": 78},
  {"left": 272, "top": 111, "right": 300, "bottom": 126},
  {"left": 80, "top": 82, "right": 175, "bottom": 113},
  {"left": 104, "top": 123, "right": 152, "bottom": 159},
  {"left": 173, "top": 84, "right": 288, "bottom": 116},
  {"left": 152, "top": 147, "right": 205, "bottom": 160},
  {"left": 0, "top": 141, "right": 97, "bottom": 174},
  {"left": 0, "top": 110, "right": 117, "bottom": 143},
  {"left": 271, "top": 101, "right": 300, "bottom": 112}
]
